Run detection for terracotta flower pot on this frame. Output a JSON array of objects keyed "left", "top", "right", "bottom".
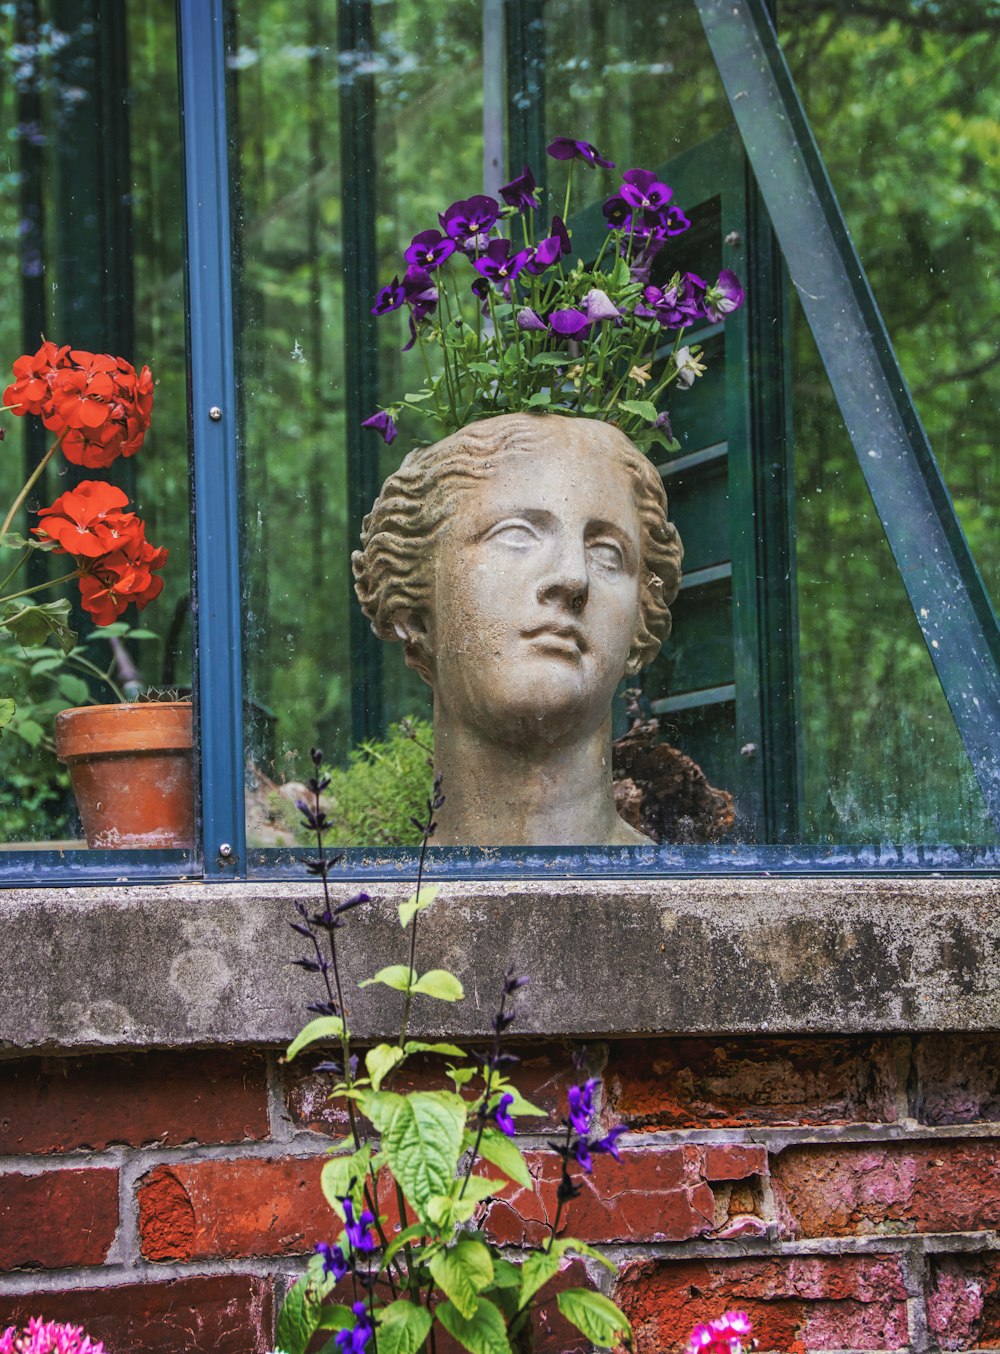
[{"left": 55, "top": 701, "right": 194, "bottom": 849}]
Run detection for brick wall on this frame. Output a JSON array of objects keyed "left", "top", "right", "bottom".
[{"left": 2, "top": 1035, "right": 1000, "bottom": 1352}]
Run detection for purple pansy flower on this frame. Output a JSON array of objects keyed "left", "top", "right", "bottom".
[
  {"left": 704, "top": 268, "right": 745, "bottom": 321},
  {"left": 371, "top": 277, "right": 405, "bottom": 316},
  {"left": 360, "top": 410, "right": 397, "bottom": 444},
  {"left": 549, "top": 307, "right": 591, "bottom": 339},
  {"left": 401, "top": 265, "right": 438, "bottom": 321},
  {"left": 619, "top": 168, "right": 673, "bottom": 214},
  {"left": 526, "top": 215, "right": 572, "bottom": 275},
  {"left": 439, "top": 194, "right": 500, "bottom": 241},
  {"left": 568, "top": 1078, "right": 598, "bottom": 1135},
  {"left": 493, "top": 1092, "right": 516, "bottom": 1137},
  {"left": 546, "top": 136, "right": 615, "bottom": 169},
  {"left": 499, "top": 165, "right": 539, "bottom": 213},
  {"left": 473, "top": 238, "right": 533, "bottom": 291},
  {"left": 315, "top": 1241, "right": 348, "bottom": 1281},
  {"left": 516, "top": 307, "right": 547, "bottom": 332},
  {"left": 602, "top": 195, "right": 630, "bottom": 231},
  {"left": 404, "top": 228, "right": 456, "bottom": 271},
  {"left": 660, "top": 204, "right": 692, "bottom": 237}
]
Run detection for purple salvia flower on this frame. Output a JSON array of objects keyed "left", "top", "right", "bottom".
[
  {"left": 404, "top": 228, "right": 456, "bottom": 271},
  {"left": 592, "top": 1124, "right": 627, "bottom": 1162},
  {"left": 546, "top": 136, "right": 615, "bottom": 169},
  {"left": 342, "top": 1197, "right": 378, "bottom": 1254},
  {"left": 361, "top": 410, "right": 398, "bottom": 444},
  {"left": 549, "top": 307, "right": 592, "bottom": 339},
  {"left": 493, "top": 1092, "right": 516, "bottom": 1137},
  {"left": 568, "top": 1077, "right": 598, "bottom": 1134},
  {"left": 336, "top": 1303, "right": 373, "bottom": 1354},
  {"left": 704, "top": 268, "right": 745, "bottom": 321},
  {"left": 371, "top": 277, "right": 406, "bottom": 316},
  {"left": 439, "top": 194, "right": 500, "bottom": 241},
  {"left": 572, "top": 1137, "right": 594, "bottom": 1173},
  {"left": 516, "top": 307, "right": 547, "bottom": 332},
  {"left": 583, "top": 288, "right": 621, "bottom": 324},
  {"left": 619, "top": 168, "right": 673, "bottom": 213},
  {"left": 499, "top": 165, "right": 539, "bottom": 213},
  {"left": 315, "top": 1240, "right": 349, "bottom": 1280}
]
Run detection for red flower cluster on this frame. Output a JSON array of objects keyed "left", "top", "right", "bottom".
[
  {"left": 35, "top": 480, "right": 168, "bottom": 626},
  {"left": 2, "top": 340, "right": 153, "bottom": 469},
  {"left": 686, "top": 1312, "right": 754, "bottom": 1354}
]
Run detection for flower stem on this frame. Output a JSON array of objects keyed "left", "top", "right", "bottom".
[
  {"left": 0, "top": 547, "right": 29, "bottom": 595},
  {"left": 0, "top": 569, "right": 79, "bottom": 606},
  {"left": 1, "top": 434, "right": 62, "bottom": 538},
  {"left": 67, "top": 652, "right": 126, "bottom": 704}
]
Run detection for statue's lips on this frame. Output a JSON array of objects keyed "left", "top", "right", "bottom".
[{"left": 521, "top": 623, "right": 587, "bottom": 657}]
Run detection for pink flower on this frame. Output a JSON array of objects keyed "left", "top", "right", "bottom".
[
  {"left": 685, "top": 1311, "right": 753, "bottom": 1354},
  {"left": 0, "top": 1318, "right": 107, "bottom": 1354}
]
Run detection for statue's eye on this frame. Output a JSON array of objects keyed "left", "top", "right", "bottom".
[
  {"left": 588, "top": 539, "right": 625, "bottom": 571},
  {"left": 485, "top": 520, "right": 538, "bottom": 549}
]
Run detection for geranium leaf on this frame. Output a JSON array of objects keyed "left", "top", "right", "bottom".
[
  {"left": 285, "top": 1015, "right": 344, "bottom": 1062},
  {"left": 435, "top": 1298, "right": 512, "bottom": 1354},
  {"left": 556, "top": 1289, "right": 632, "bottom": 1348},
  {"left": 410, "top": 969, "right": 464, "bottom": 1002},
  {"left": 3, "top": 599, "right": 76, "bottom": 654},
  {"left": 617, "top": 398, "right": 660, "bottom": 424}
]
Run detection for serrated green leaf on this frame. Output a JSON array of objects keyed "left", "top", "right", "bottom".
[
  {"left": 320, "top": 1143, "right": 371, "bottom": 1218},
  {"left": 490, "top": 1257, "right": 522, "bottom": 1290},
  {"left": 376, "top": 1301, "right": 433, "bottom": 1354},
  {"left": 448, "top": 1065, "right": 477, "bottom": 1088},
  {"left": 275, "top": 1274, "right": 323, "bottom": 1354},
  {"left": 436, "top": 1298, "right": 512, "bottom": 1354},
  {"left": 429, "top": 1239, "right": 494, "bottom": 1319},
  {"left": 399, "top": 884, "right": 441, "bottom": 928},
  {"left": 410, "top": 969, "right": 464, "bottom": 1002},
  {"left": 285, "top": 1015, "right": 344, "bottom": 1062},
  {"left": 404, "top": 1041, "right": 467, "bottom": 1058},
  {"left": 356, "top": 1089, "right": 404, "bottom": 1134},
  {"left": 56, "top": 672, "right": 91, "bottom": 705},
  {"left": 0, "top": 698, "right": 14, "bottom": 730},
  {"left": 454, "top": 1175, "right": 507, "bottom": 1206},
  {"left": 518, "top": 1249, "right": 563, "bottom": 1310},
  {"left": 366, "top": 1042, "right": 406, "bottom": 1090},
  {"left": 3, "top": 599, "right": 76, "bottom": 653},
  {"left": 383, "top": 1091, "right": 467, "bottom": 1214},
  {"left": 315, "top": 1304, "right": 355, "bottom": 1331},
  {"left": 529, "top": 352, "right": 571, "bottom": 367},
  {"left": 556, "top": 1289, "right": 632, "bottom": 1348},
  {"left": 476, "top": 1127, "right": 532, "bottom": 1188},
  {"left": 617, "top": 398, "right": 660, "bottom": 424},
  {"left": 500, "top": 1087, "right": 547, "bottom": 1118},
  {"left": 381, "top": 1220, "right": 428, "bottom": 1268},
  {"left": 358, "top": 963, "right": 413, "bottom": 991}
]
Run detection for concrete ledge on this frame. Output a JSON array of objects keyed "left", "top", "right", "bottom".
[{"left": 2, "top": 877, "right": 1000, "bottom": 1052}]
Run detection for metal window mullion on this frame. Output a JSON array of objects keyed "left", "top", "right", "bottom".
[
  {"left": 696, "top": 0, "right": 1000, "bottom": 832},
  {"left": 178, "top": 0, "right": 246, "bottom": 876}
]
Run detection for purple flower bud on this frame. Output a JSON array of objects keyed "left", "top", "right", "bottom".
[
  {"left": 592, "top": 1124, "right": 627, "bottom": 1162},
  {"left": 704, "top": 268, "right": 745, "bottom": 321},
  {"left": 583, "top": 288, "right": 621, "bottom": 324},
  {"left": 549, "top": 307, "right": 591, "bottom": 339},
  {"left": 493, "top": 1092, "right": 516, "bottom": 1137},
  {"left": 315, "top": 1240, "right": 348, "bottom": 1280},
  {"left": 361, "top": 410, "right": 398, "bottom": 445},
  {"left": 499, "top": 164, "right": 539, "bottom": 214},
  {"left": 568, "top": 1077, "right": 598, "bottom": 1135},
  {"left": 546, "top": 136, "right": 615, "bottom": 169},
  {"left": 516, "top": 307, "right": 547, "bottom": 332}
]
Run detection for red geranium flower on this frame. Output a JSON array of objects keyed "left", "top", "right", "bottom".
[
  {"left": 34, "top": 480, "right": 137, "bottom": 559},
  {"left": 1, "top": 341, "right": 71, "bottom": 419},
  {"left": 78, "top": 521, "right": 168, "bottom": 625}
]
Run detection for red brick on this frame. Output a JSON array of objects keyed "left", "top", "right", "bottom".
[
  {"left": 0, "top": 1052, "right": 268, "bottom": 1154},
  {"left": 605, "top": 1036, "right": 898, "bottom": 1130},
  {"left": 480, "top": 1146, "right": 715, "bottom": 1246},
  {"left": 615, "top": 1255, "right": 908, "bottom": 1353},
  {"left": 0, "top": 1275, "right": 273, "bottom": 1354},
  {"left": 284, "top": 1042, "right": 577, "bottom": 1137},
  {"left": 915, "top": 1035, "right": 1000, "bottom": 1126},
  {"left": 702, "top": 1143, "right": 768, "bottom": 1181},
  {"left": 137, "top": 1156, "right": 331, "bottom": 1261},
  {"left": 0, "top": 1169, "right": 118, "bottom": 1270},
  {"left": 772, "top": 1140, "right": 1000, "bottom": 1238}
]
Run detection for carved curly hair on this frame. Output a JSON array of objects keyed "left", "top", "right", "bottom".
[{"left": 352, "top": 414, "right": 683, "bottom": 683}]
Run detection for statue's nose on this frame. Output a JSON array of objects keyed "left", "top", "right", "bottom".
[{"left": 535, "top": 538, "right": 589, "bottom": 613}]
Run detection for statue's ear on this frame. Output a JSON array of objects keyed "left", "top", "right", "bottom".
[{"left": 392, "top": 608, "right": 433, "bottom": 684}]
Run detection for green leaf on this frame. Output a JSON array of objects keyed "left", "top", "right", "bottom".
[
  {"left": 376, "top": 1301, "right": 434, "bottom": 1354},
  {"left": 410, "top": 969, "right": 464, "bottom": 1002},
  {"left": 429, "top": 1238, "right": 494, "bottom": 1319},
  {"left": 120, "top": 627, "right": 160, "bottom": 640},
  {"left": 617, "top": 398, "right": 660, "bottom": 424},
  {"left": 275, "top": 1274, "right": 323, "bottom": 1354},
  {"left": 29, "top": 654, "right": 64, "bottom": 675},
  {"left": 489, "top": 1257, "right": 522, "bottom": 1290},
  {"left": 476, "top": 1127, "right": 532, "bottom": 1188},
  {"left": 399, "top": 884, "right": 441, "bottom": 928},
  {"left": 500, "top": 1086, "right": 547, "bottom": 1118},
  {"left": 356, "top": 1089, "right": 404, "bottom": 1134},
  {"left": 366, "top": 1042, "right": 406, "bottom": 1090},
  {"left": 2, "top": 599, "right": 76, "bottom": 654},
  {"left": 315, "top": 1304, "right": 355, "bottom": 1331},
  {"left": 556, "top": 1289, "right": 632, "bottom": 1348},
  {"left": 529, "top": 352, "right": 571, "bottom": 368},
  {"left": 381, "top": 1220, "right": 428, "bottom": 1268},
  {"left": 56, "top": 673, "right": 91, "bottom": 705},
  {"left": 525, "top": 390, "right": 551, "bottom": 407},
  {"left": 0, "top": 698, "right": 14, "bottom": 731},
  {"left": 453, "top": 1175, "right": 507, "bottom": 1206},
  {"left": 358, "top": 963, "right": 412, "bottom": 991},
  {"left": 559, "top": 1237, "right": 617, "bottom": 1272},
  {"left": 448, "top": 1065, "right": 477, "bottom": 1089},
  {"left": 0, "top": 531, "right": 56, "bottom": 552},
  {"left": 383, "top": 1091, "right": 467, "bottom": 1213},
  {"left": 13, "top": 717, "right": 43, "bottom": 747},
  {"left": 518, "top": 1249, "right": 562, "bottom": 1310},
  {"left": 320, "top": 1143, "right": 371, "bottom": 1218},
  {"left": 285, "top": 1014, "right": 344, "bottom": 1062},
  {"left": 404, "top": 1041, "right": 467, "bottom": 1058},
  {"left": 436, "top": 1298, "right": 512, "bottom": 1354}
]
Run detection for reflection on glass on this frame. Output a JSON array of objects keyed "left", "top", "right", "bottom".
[{"left": 0, "top": 4, "right": 189, "bottom": 850}]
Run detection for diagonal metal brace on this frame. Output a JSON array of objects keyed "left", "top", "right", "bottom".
[{"left": 695, "top": 0, "right": 1000, "bottom": 831}]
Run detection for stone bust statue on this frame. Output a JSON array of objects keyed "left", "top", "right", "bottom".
[{"left": 352, "top": 413, "right": 683, "bottom": 846}]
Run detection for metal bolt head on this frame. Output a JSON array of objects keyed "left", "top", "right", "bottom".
[
  {"left": 218, "top": 842, "right": 234, "bottom": 858},
  {"left": 209, "top": 406, "right": 223, "bottom": 421},
  {"left": 740, "top": 743, "right": 758, "bottom": 759}
]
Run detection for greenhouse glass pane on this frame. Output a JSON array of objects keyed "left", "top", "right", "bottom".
[{"left": 0, "top": 3, "right": 191, "bottom": 853}]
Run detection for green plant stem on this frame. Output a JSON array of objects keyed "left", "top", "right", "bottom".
[
  {"left": 67, "top": 652, "right": 126, "bottom": 704},
  {"left": 0, "top": 547, "right": 29, "bottom": 595},
  {"left": 399, "top": 810, "right": 433, "bottom": 1049},
  {"left": 0, "top": 569, "right": 79, "bottom": 606},
  {"left": 561, "top": 162, "right": 574, "bottom": 229},
  {"left": 1, "top": 434, "right": 62, "bottom": 538}
]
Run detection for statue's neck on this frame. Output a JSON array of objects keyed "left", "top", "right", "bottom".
[{"left": 430, "top": 704, "right": 625, "bottom": 847}]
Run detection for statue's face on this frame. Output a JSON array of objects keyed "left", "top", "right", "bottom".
[{"left": 424, "top": 431, "right": 643, "bottom": 745}]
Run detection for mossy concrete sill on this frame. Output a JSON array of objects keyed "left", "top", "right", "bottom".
[{"left": 2, "top": 877, "right": 999, "bottom": 1053}]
